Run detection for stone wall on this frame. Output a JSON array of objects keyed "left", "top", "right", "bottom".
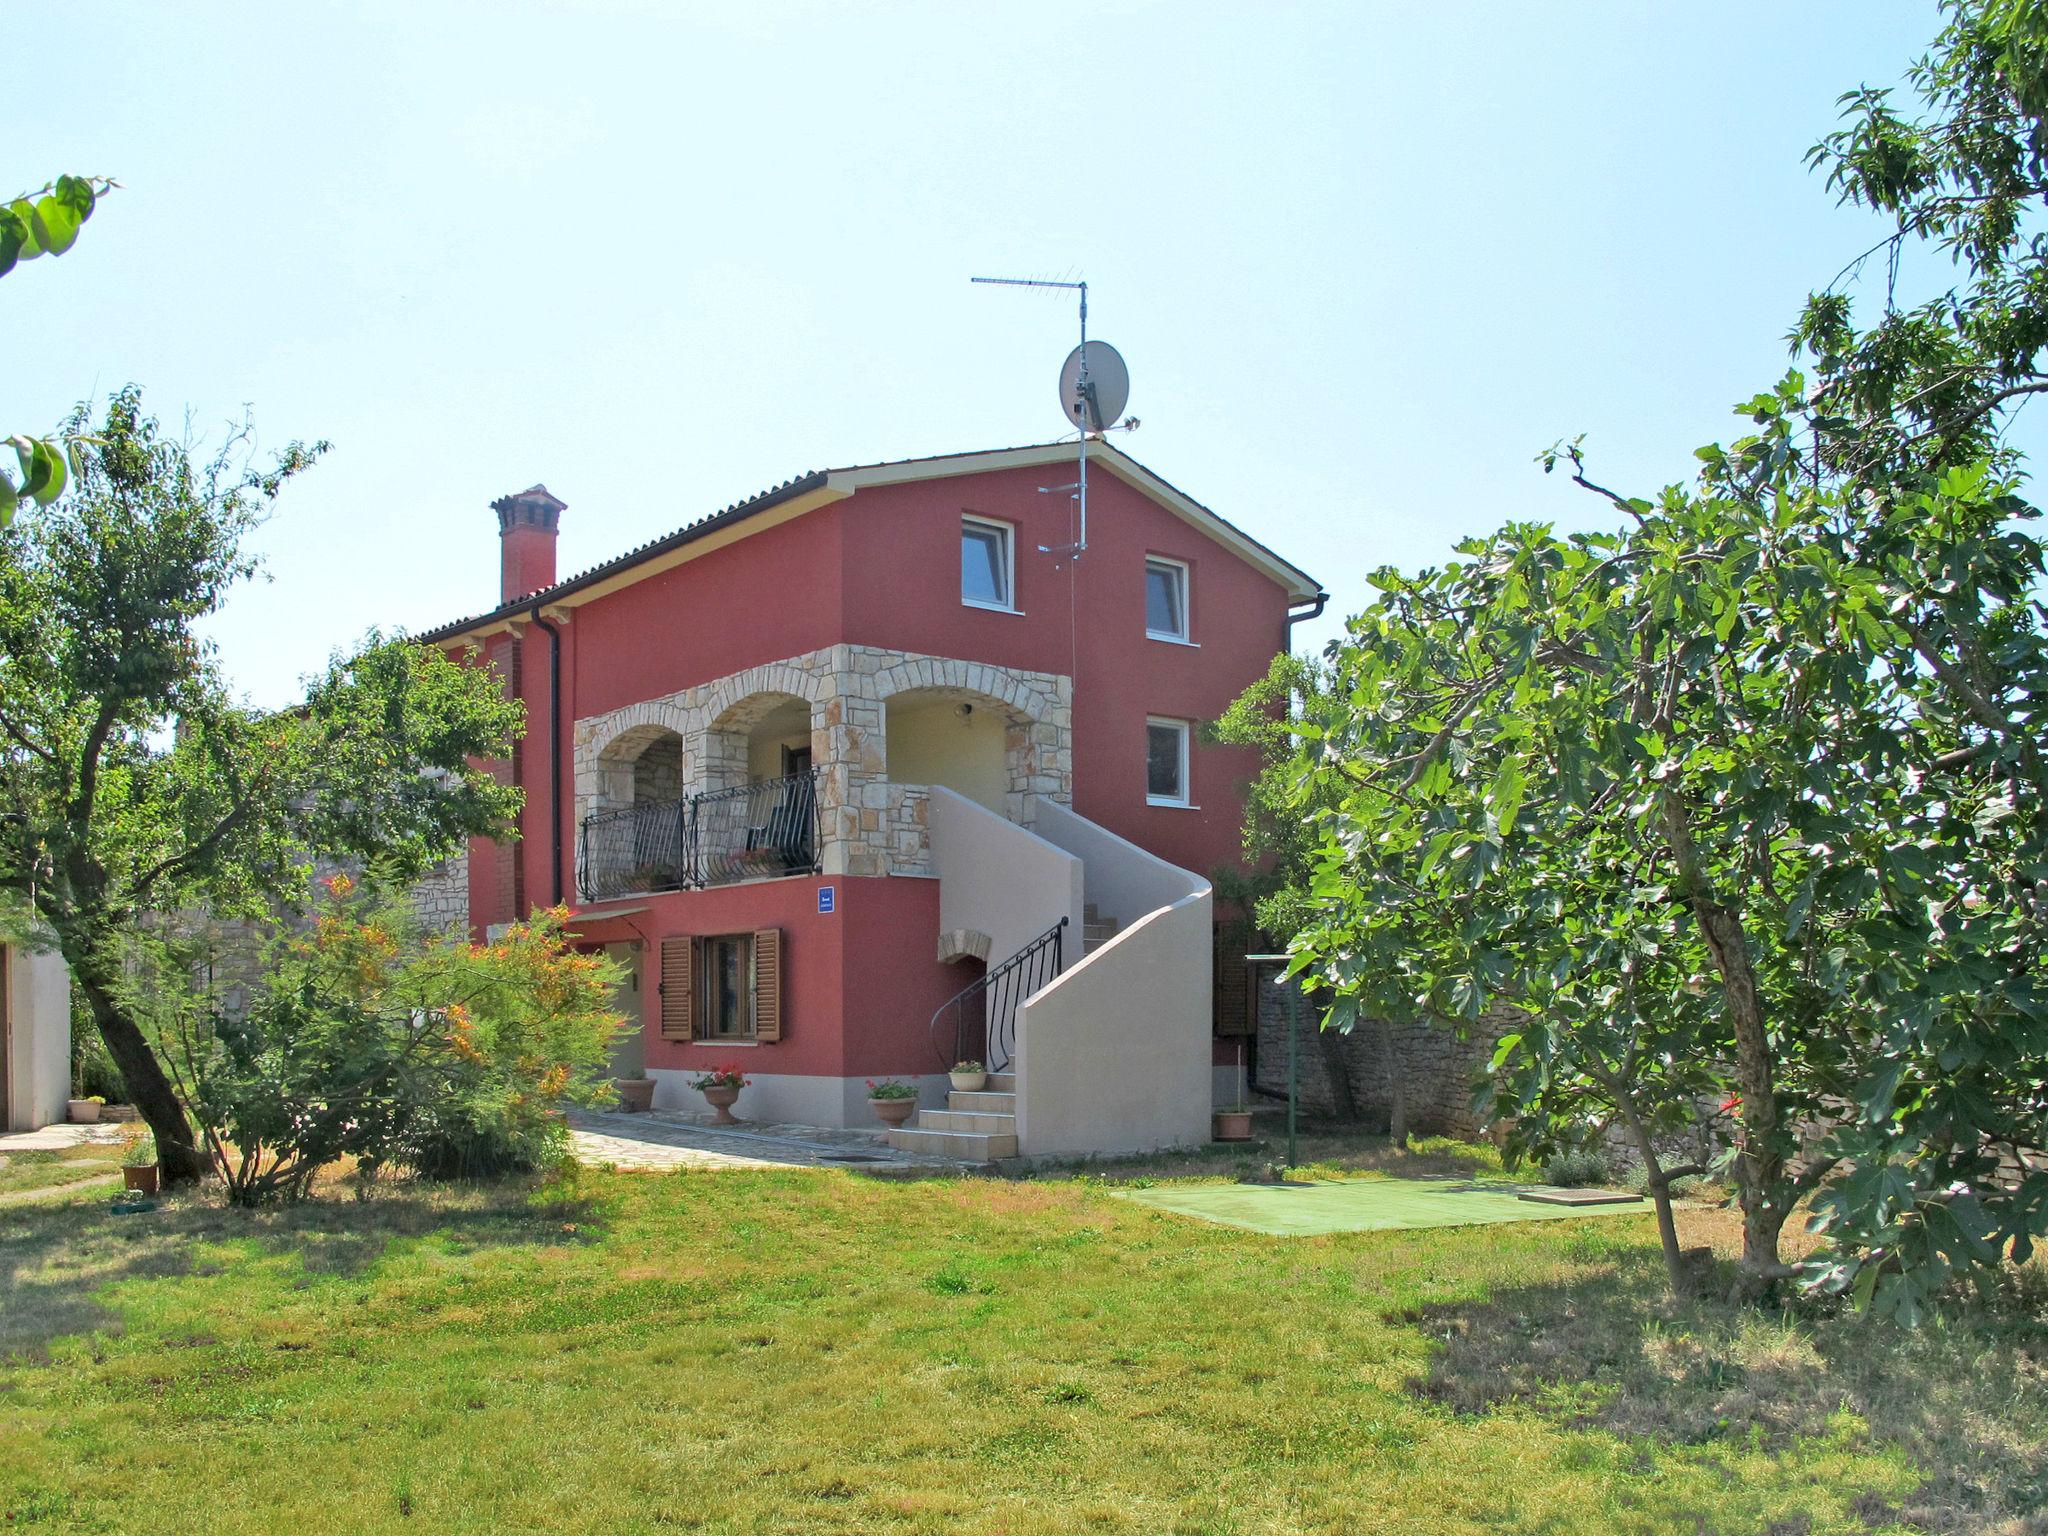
[
  {"left": 1251, "top": 974, "right": 1510, "bottom": 1138},
  {"left": 409, "top": 850, "right": 470, "bottom": 933},
  {"left": 572, "top": 645, "right": 1073, "bottom": 885}
]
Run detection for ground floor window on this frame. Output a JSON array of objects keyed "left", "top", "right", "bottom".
[
  {"left": 1146, "top": 716, "right": 1190, "bottom": 806},
  {"left": 701, "top": 933, "right": 754, "bottom": 1039},
  {"left": 657, "top": 929, "right": 785, "bottom": 1044}
]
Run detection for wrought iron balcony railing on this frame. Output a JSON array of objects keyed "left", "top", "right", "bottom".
[{"left": 579, "top": 769, "right": 821, "bottom": 901}]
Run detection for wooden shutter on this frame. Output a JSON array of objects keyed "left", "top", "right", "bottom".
[
  {"left": 752, "top": 928, "right": 783, "bottom": 1041},
  {"left": 1213, "top": 921, "right": 1255, "bottom": 1037},
  {"left": 659, "top": 936, "right": 694, "bottom": 1040}
]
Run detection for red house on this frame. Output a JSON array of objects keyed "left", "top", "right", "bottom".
[{"left": 415, "top": 442, "right": 1322, "bottom": 1158}]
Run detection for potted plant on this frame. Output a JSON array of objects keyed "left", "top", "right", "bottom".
[
  {"left": 866, "top": 1078, "right": 920, "bottom": 1127},
  {"left": 66, "top": 1095, "right": 104, "bottom": 1124},
  {"left": 688, "top": 1064, "right": 749, "bottom": 1125},
  {"left": 1213, "top": 1105, "right": 1254, "bottom": 1142},
  {"left": 119, "top": 1127, "right": 159, "bottom": 1194},
  {"left": 615, "top": 1073, "right": 656, "bottom": 1113},
  {"left": 949, "top": 1060, "right": 988, "bottom": 1093}
]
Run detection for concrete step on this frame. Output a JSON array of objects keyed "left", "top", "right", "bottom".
[
  {"left": 985, "top": 1072, "right": 1016, "bottom": 1093},
  {"left": 886, "top": 1126, "right": 1018, "bottom": 1160},
  {"left": 948, "top": 1090, "right": 1016, "bottom": 1113},
  {"left": 919, "top": 1109, "right": 1017, "bottom": 1134}
]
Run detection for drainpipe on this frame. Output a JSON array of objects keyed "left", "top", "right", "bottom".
[
  {"left": 1284, "top": 592, "right": 1329, "bottom": 655},
  {"left": 527, "top": 602, "right": 565, "bottom": 907}
]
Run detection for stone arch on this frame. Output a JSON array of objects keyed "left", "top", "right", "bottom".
[
  {"left": 592, "top": 721, "right": 689, "bottom": 812},
  {"left": 703, "top": 688, "right": 817, "bottom": 793},
  {"left": 879, "top": 678, "right": 1065, "bottom": 821},
  {"left": 872, "top": 659, "right": 1053, "bottom": 724}
]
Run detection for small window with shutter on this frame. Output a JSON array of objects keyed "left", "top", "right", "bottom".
[{"left": 664, "top": 929, "right": 788, "bottom": 1042}]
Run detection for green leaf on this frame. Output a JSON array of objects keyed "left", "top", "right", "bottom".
[
  {"left": 18, "top": 437, "right": 65, "bottom": 504},
  {"left": 9, "top": 199, "right": 43, "bottom": 260},
  {"left": 29, "top": 191, "right": 83, "bottom": 256}
]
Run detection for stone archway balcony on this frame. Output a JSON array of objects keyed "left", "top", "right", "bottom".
[{"left": 572, "top": 645, "right": 1072, "bottom": 900}]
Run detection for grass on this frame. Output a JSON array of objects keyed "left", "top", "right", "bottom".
[
  {"left": 0, "top": 1137, "right": 2043, "bottom": 1534},
  {"left": 0, "top": 1143, "right": 122, "bottom": 1199}
]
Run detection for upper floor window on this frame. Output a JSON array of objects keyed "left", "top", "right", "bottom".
[
  {"left": 1145, "top": 557, "right": 1188, "bottom": 641},
  {"left": 962, "top": 516, "right": 1014, "bottom": 611},
  {"left": 1146, "top": 716, "right": 1190, "bottom": 806}
]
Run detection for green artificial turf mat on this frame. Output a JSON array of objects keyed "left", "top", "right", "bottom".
[{"left": 1114, "top": 1177, "right": 1644, "bottom": 1236}]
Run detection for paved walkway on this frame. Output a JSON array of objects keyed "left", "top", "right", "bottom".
[
  {"left": 568, "top": 1107, "right": 959, "bottom": 1173},
  {"left": 0, "top": 1122, "right": 123, "bottom": 1153}
]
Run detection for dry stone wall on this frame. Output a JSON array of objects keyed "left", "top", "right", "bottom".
[{"left": 1252, "top": 976, "right": 1510, "bottom": 1138}]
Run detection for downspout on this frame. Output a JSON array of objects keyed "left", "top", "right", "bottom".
[
  {"left": 527, "top": 603, "right": 565, "bottom": 907},
  {"left": 1284, "top": 592, "right": 1329, "bottom": 654}
]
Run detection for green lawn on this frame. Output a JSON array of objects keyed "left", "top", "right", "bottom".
[
  {"left": 2, "top": 1151, "right": 2044, "bottom": 1535},
  {"left": 0, "top": 1144, "right": 122, "bottom": 1200}
]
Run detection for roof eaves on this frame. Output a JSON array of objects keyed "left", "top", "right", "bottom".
[{"left": 415, "top": 469, "right": 830, "bottom": 645}]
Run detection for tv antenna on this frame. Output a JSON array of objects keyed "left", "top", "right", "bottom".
[{"left": 970, "top": 275, "right": 1131, "bottom": 558}]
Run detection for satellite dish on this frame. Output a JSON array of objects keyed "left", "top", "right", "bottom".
[{"left": 1059, "top": 341, "right": 1130, "bottom": 434}]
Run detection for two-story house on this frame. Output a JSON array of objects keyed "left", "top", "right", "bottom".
[{"left": 416, "top": 441, "right": 1322, "bottom": 1159}]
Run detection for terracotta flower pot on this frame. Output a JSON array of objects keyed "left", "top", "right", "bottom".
[
  {"left": 66, "top": 1100, "right": 100, "bottom": 1124},
  {"left": 701, "top": 1084, "right": 742, "bottom": 1125},
  {"left": 615, "top": 1077, "right": 656, "bottom": 1113},
  {"left": 870, "top": 1096, "right": 918, "bottom": 1128},
  {"left": 122, "top": 1164, "right": 160, "bottom": 1194},
  {"left": 1213, "top": 1109, "right": 1254, "bottom": 1142},
  {"left": 949, "top": 1070, "right": 988, "bottom": 1093}
]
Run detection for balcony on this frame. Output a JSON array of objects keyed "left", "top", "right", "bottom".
[{"left": 579, "top": 770, "right": 820, "bottom": 902}]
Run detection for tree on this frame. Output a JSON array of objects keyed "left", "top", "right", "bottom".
[
  {"left": 1261, "top": 424, "right": 2045, "bottom": 1310},
  {"left": 2, "top": 174, "right": 116, "bottom": 524},
  {"left": 0, "top": 387, "right": 524, "bottom": 1184},
  {"left": 1247, "top": 0, "right": 2048, "bottom": 1320},
  {"left": 131, "top": 876, "right": 622, "bottom": 1204}
]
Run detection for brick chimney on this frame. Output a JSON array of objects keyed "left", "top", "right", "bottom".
[{"left": 492, "top": 484, "right": 565, "bottom": 604}]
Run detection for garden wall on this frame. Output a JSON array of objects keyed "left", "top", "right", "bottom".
[{"left": 1250, "top": 976, "right": 1510, "bottom": 1138}]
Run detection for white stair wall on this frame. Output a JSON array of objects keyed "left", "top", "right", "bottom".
[{"left": 1014, "top": 800, "right": 1213, "bottom": 1157}]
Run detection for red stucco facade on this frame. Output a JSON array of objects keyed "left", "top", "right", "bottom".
[{"left": 433, "top": 447, "right": 1316, "bottom": 1114}]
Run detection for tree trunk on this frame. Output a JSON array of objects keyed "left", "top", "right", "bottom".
[
  {"left": 1317, "top": 1002, "right": 1359, "bottom": 1122},
  {"left": 1660, "top": 789, "right": 1788, "bottom": 1299},
  {"left": 1688, "top": 895, "right": 1788, "bottom": 1298},
  {"left": 1618, "top": 1105, "right": 1691, "bottom": 1297},
  {"left": 1382, "top": 1020, "right": 1409, "bottom": 1149},
  {"left": 69, "top": 949, "right": 208, "bottom": 1186}
]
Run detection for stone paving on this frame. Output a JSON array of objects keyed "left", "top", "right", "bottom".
[
  {"left": 0, "top": 1122, "right": 123, "bottom": 1154},
  {"left": 567, "top": 1107, "right": 960, "bottom": 1173}
]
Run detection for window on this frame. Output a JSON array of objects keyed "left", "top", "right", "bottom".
[
  {"left": 961, "top": 516, "right": 1014, "bottom": 610},
  {"left": 1146, "top": 717, "right": 1190, "bottom": 806},
  {"left": 1145, "top": 557, "right": 1188, "bottom": 641},
  {"left": 701, "top": 933, "right": 754, "bottom": 1039},
  {"left": 658, "top": 929, "right": 784, "bottom": 1042}
]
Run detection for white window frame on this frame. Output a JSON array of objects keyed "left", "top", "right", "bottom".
[
  {"left": 1144, "top": 556, "right": 1191, "bottom": 643},
  {"left": 1145, "top": 716, "right": 1192, "bottom": 807},
  {"left": 960, "top": 514, "right": 1017, "bottom": 613}
]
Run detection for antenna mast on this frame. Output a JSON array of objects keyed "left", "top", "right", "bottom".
[{"left": 970, "top": 274, "right": 1107, "bottom": 556}]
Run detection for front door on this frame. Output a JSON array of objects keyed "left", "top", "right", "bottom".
[{"left": 603, "top": 942, "right": 646, "bottom": 1080}]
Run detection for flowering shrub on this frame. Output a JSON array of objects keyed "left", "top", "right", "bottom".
[
  {"left": 688, "top": 1064, "right": 749, "bottom": 1092},
  {"left": 182, "top": 875, "right": 625, "bottom": 1202},
  {"left": 866, "top": 1078, "right": 918, "bottom": 1100}
]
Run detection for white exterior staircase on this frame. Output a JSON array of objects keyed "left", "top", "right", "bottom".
[{"left": 885, "top": 1073, "right": 1019, "bottom": 1161}]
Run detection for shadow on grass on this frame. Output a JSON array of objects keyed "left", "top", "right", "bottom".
[
  {"left": 1408, "top": 1247, "right": 2048, "bottom": 1535},
  {"left": 0, "top": 1174, "right": 611, "bottom": 1363}
]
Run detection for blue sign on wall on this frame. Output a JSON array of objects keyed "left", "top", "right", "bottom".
[{"left": 817, "top": 885, "right": 836, "bottom": 914}]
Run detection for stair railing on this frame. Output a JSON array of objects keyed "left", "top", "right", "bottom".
[{"left": 929, "top": 917, "right": 1066, "bottom": 1074}]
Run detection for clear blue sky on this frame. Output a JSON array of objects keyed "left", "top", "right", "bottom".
[{"left": 10, "top": 1, "right": 1954, "bottom": 707}]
